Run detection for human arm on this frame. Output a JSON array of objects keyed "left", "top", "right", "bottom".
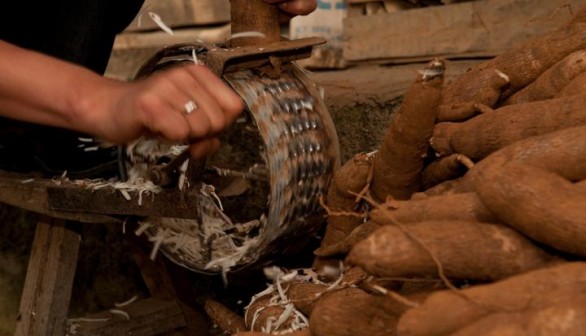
[{"left": 0, "top": 40, "right": 244, "bottom": 158}]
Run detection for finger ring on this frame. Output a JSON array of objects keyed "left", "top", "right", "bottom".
[{"left": 184, "top": 100, "right": 198, "bottom": 114}]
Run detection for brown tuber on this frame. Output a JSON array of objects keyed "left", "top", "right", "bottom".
[
  {"left": 314, "top": 221, "right": 382, "bottom": 258},
  {"left": 411, "top": 178, "right": 463, "bottom": 199},
  {"left": 441, "top": 69, "right": 509, "bottom": 109},
  {"left": 440, "top": 18, "right": 586, "bottom": 104},
  {"left": 431, "top": 94, "right": 586, "bottom": 160},
  {"left": 369, "top": 192, "right": 497, "bottom": 224},
  {"left": 371, "top": 59, "right": 444, "bottom": 201},
  {"left": 397, "top": 262, "right": 586, "bottom": 336},
  {"left": 475, "top": 162, "right": 586, "bottom": 257},
  {"left": 437, "top": 101, "right": 495, "bottom": 123},
  {"left": 503, "top": 50, "right": 586, "bottom": 105},
  {"left": 233, "top": 330, "right": 311, "bottom": 336},
  {"left": 449, "top": 295, "right": 586, "bottom": 336},
  {"left": 451, "top": 125, "right": 586, "bottom": 193},
  {"left": 420, "top": 153, "right": 474, "bottom": 189},
  {"left": 309, "top": 288, "right": 398, "bottom": 336},
  {"left": 346, "top": 220, "right": 558, "bottom": 281},
  {"left": 245, "top": 294, "right": 296, "bottom": 332},
  {"left": 557, "top": 71, "right": 586, "bottom": 97},
  {"left": 204, "top": 299, "right": 247, "bottom": 334},
  {"left": 287, "top": 282, "right": 330, "bottom": 316},
  {"left": 315, "top": 153, "right": 372, "bottom": 269}
]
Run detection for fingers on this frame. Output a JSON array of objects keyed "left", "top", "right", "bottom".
[
  {"left": 128, "top": 64, "right": 244, "bottom": 163},
  {"left": 137, "top": 64, "right": 244, "bottom": 143},
  {"left": 189, "top": 137, "right": 221, "bottom": 159},
  {"left": 262, "top": 0, "right": 317, "bottom": 17},
  {"left": 278, "top": 0, "right": 317, "bottom": 16},
  {"left": 135, "top": 92, "right": 191, "bottom": 141},
  {"left": 168, "top": 69, "right": 227, "bottom": 138},
  {"left": 185, "top": 65, "right": 244, "bottom": 124}
]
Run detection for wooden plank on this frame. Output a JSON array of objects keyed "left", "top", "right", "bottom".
[
  {"left": 0, "top": 170, "right": 198, "bottom": 221},
  {"left": 106, "top": 25, "right": 230, "bottom": 81},
  {"left": 0, "top": 172, "right": 120, "bottom": 224},
  {"left": 113, "top": 25, "right": 230, "bottom": 51},
  {"left": 347, "top": 0, "right": 422, "bottom": 8},
  {"left": 15, "top": 218, "right": 81, "bottom": 336},
  {"left": 127, "top": 231, "right": 211, "bottom": 335},
  {"left": 127, "top": 230, "right": 179, "bottom": 300},
  {"left": 46, "top": 183, "right": 201, "bottom": 219},
  {"left": 344, "top": 0, "right": 583, "bottom": 61},
  {"left": 126, "top": 0, "right": 231, "bottom": 32},
  {"left": 347, "top": 4, "right": 366, "bottom": 16},
  {"left": 67, "top": 298, "right": 186, "bottom": 336}
]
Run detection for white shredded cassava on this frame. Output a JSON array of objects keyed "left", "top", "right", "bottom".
[
  {"left": 114, "top": 295, "right": 138, "bottom": 308},
  {"left": 109, "top": 309, "right": 130, "bottom": 320},
  {"left": 56, "top": 136, "right": 264, "bottom": 279},
  {"left": 125, "top": 137, "right": 265, "bottom": 278},
  {"left": 148, "top": 11, "right": 174, "bottom": 35},
  {"left": 226, "top": 31, "right": 267, "bottom": 42},
  {"left": 243, "top": 265, "right": 347, "bottom": 334}
]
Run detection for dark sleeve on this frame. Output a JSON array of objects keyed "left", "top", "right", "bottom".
[
  {"left": 0, "top": 0, "right": 144, "bottom": 177},
  {"left": 0, "top": 0, "right": 144, "bottom": 74}
]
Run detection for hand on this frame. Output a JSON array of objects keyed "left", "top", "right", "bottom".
[
  {"left": 0, "top": 40, "right": 242, "bottom": 159},
  {"left": 262, "top": 0, "right": 318, "bottom": 22},
  {"left": 87, "top": 64, "right": 244, "bottom": 158}
]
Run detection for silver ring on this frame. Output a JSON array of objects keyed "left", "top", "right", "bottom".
[{"left": 184, "top": 100, "right": 198, "bottom": 114}]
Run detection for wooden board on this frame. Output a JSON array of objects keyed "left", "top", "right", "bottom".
[
  {"left": 67, "top": 299, "right": 187, "bottom": 336},
  {"left": 0, "top": 172, "right": 120, "bottom": 224},
  {"left": 106, "top": 25, "right": 230, "bottom": 81},
  {"left": 114, "top": 25, "right": 230, "bottom": 51},
  {"left": 126, "top": 0, "right": 230, "bottom": 32},
  {"left": 15, "top": 219, "right": 81, "bottom": 336},
  {"left": 344, "top": 0, "right": 583, "bottom": 61}
]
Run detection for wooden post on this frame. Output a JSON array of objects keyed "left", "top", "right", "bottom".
[
  {"left": 127, "top": 228, "right": 211, "bottom": 335},
  {"left": 229, "top": 0, "right": 281, "bottom": 47},
  {"left": 14, "top": 217, "right": 80, "bottom": 336}
]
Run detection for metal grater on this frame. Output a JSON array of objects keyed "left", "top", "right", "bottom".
[{"left": 126, "top": 52, "right": 339, "bottom": 273}]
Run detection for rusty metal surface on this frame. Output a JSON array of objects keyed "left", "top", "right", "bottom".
[
  {"left": 134, "top": 37, "right": 325, "bottom": 78},
  {"left": 0, "top": 34, "right": 338, "bottom": 274},
  {"left": 139, "top": 63, "right": 340, "bottom": 273},
  {"left": 206, "top": 37, "right": 325, "bottom": 76},
  {"left": 224, "top": 65, "right": 340, "bottom": 255},
  {"left": 12, "top": 38, "right": 339, "bottom": 272},
  {"left": 121, "top": 37, "right": 342, "bottom": 272}
]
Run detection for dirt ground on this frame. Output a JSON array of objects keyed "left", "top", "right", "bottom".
[{"left": 0, "top": 204, "right": 148, "bottom": 336}]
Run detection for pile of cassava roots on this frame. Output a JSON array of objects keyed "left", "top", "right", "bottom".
[{"left": 204, "top": 5, "right": 586, "bottom": 336}]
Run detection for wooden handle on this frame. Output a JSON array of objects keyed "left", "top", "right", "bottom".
[{"left": 230, "top": 0, "right": 281, "bottom": 47}]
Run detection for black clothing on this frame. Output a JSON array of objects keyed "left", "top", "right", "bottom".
[{"left": 0, "top": 0, "right": 143, "bottom": 178}]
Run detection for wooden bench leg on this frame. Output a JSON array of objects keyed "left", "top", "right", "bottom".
[
  {"left": 127, "top": 233, "right": 211, "bottom": 335},
  {"left": 65, "top": 230, "right": 210, "bottom": 336},
  {"left": 14, "top": 217, "right": 80, "bottom": 336}
]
